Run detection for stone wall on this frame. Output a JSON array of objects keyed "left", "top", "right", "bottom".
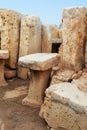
[{"left": 62, "top": 7, "right": 87, "bottom": 71}]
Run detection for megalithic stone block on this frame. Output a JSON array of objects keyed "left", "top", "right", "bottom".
[
  {"left": 0, "top": 50, "right": 9, "bottom": 86},
  {"left": 0, "top": 9, "right": 21, "bottom": 69},
  {"left": 40, "top": 82, "right": 87, "bottom": 130},
  {"left": 62, "top": 7, "right": 87, "bottom": 71},
  {"left": 19, "top": 15, "right": 42, "bottom": 57}
]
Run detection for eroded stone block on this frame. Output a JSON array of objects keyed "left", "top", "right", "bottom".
[
  {"left": 19, "top": 15, "right": 42, "bottom": 57},
  {"left": 62, "top": 7, "right": 87, "bottom": 71},
  {"left": 40, "top": 83, "right": 87, "bottom": 130},
  {"left": 0, "top": 9, "right": 21, "bottom": 69}
]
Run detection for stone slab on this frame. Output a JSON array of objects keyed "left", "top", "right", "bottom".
[{"left": 19, "top": 53, "right": 60, "bottom": 71}]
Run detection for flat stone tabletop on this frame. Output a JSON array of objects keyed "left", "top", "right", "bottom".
[{"left": 18, "top": 53, "right": 60, "bottom": 71}]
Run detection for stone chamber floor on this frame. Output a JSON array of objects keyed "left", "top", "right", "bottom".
[{"left": 0, "top": 78, "right": 48, "bottom": 130}]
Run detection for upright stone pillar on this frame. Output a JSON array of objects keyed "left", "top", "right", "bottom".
[
  {"left": 62, "top": 7, "right": 87, "bottom": 71},
  {"left": 0, "top": 9, "right": 21, "bottom": 69},
  {"left": 19, "top": 15, "right": 42, "bottom": 57},
  {"left": 18, "top": 15, "right": 42, "bottom": 80}
]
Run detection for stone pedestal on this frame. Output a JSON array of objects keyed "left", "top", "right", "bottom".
[
  {"left": 18, "top": 53, "right": 60, "bottom": 107},
  {"left": 0, "top": 50, "right": 9, "bottom": 86},
  {"left": 22, "top": 69, "right": 51, "bottom": 107}
]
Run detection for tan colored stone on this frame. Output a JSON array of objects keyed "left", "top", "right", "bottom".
[
  {"left": 72, "top": 71, "right": 87, "bottom": 93},
  {"left": 19, "top": 15, "right": 42, "bottom": 57},
  {"left": 5, "top": 68, "right": 17, "bottom": 79},
  {"left": 22, "top": 69, "right": 51, "bottom": 107},
  {"left": 19, "top": 53, "right": 60, "bottom": 71},
  {"left": 40, "top": 83, "right": 87, "bottom": 130},
  {"left": 0, "top": 50, "right": 9, "bottom": 86},
  {"left": 50, "top": 69, "right": 74, "bottom": 85},
  {"left": 72, "top": 70, "right": 82, "bottom": 79},
  {"left": 19, "top": 53, "right": 60, "bottom": 107},
  {"left": 0, "top": 9, "right": 21, "bottom": 69},
  {"left": 62, "top": 7, "right": 87, "bottom": 71},
  {"left": 17, "top": 66, "right": 29, "bottom": 80},
  {"left": 42, "top": 25, "right": 60, "bottom": 53}
]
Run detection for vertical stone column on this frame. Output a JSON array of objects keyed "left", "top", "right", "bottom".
[
  {"left": 0, "top": 9, "right": 21, "bottom": 69},
  {"left": 18, "top": 15, "right": 42, "bottom": 80},
  {"left": 62, "top": 7, "right": 87, "bottom": 71},
  {"left": 41, "top": 25, "right": 59, "bottom": 53},
  {"left": 19, "top": 15, "right": 42, "bottom": 57}
]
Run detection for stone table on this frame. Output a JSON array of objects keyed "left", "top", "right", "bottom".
[
  {"left": 18, "top": 53, "right": 60, "bottom": 107},
  {"left": 0, "top": 50, "right": 9, "bottom": 86}
]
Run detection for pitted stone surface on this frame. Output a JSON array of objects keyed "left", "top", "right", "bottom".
[
  {"left": 0, "top": 9, "right": 21, "bottom": 68},
  {"left": 40, "top": 82, "right": 87, "bottom": 130}
]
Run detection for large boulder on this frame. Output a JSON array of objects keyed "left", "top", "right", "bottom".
[{"left": 40, "top": 83, "right": 87, "bottom": 130}]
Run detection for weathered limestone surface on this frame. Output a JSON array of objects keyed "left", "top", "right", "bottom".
[
  {"left": 19, "top": 53, "right": 60, "bottom": 71},
  {"left": 72, "top": 71, "right": 87, "bottom": 93},
  {"left": 0, "top": 50, "right": 9, "bottom": 86},
  {"left": 42, "top": 25, "right": 62, "bottom": 53},
  {"left": 17, "top": 66, "right": 29, "bottom": 80},
  {"left": 40, "top": 83, "right": 87, "bottom": 130},
  {"left": 18, "top": 53, "right": 60, "bottom": 107},
  {"left": 50, "top": 69, "right": 74, "bottom": 85},
  {"left": 0, "top": 9, "right": 21, "bottom": 69},
  {"left": 62, "top": 7, "right": 87, "bottom": 71},
  {"left": 19, "top": 15, "right": 42, "bottom": 57}
]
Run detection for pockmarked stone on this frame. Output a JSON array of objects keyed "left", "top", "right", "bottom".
[
  {"left": 0, "top": 9, "right": 21, "bottom": 69},
  {"left": 40, "top": 82, "right": 87, "bottom": 130},
  {"left": 72, "top": 71, "right": 87, "bottom": 93}
]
